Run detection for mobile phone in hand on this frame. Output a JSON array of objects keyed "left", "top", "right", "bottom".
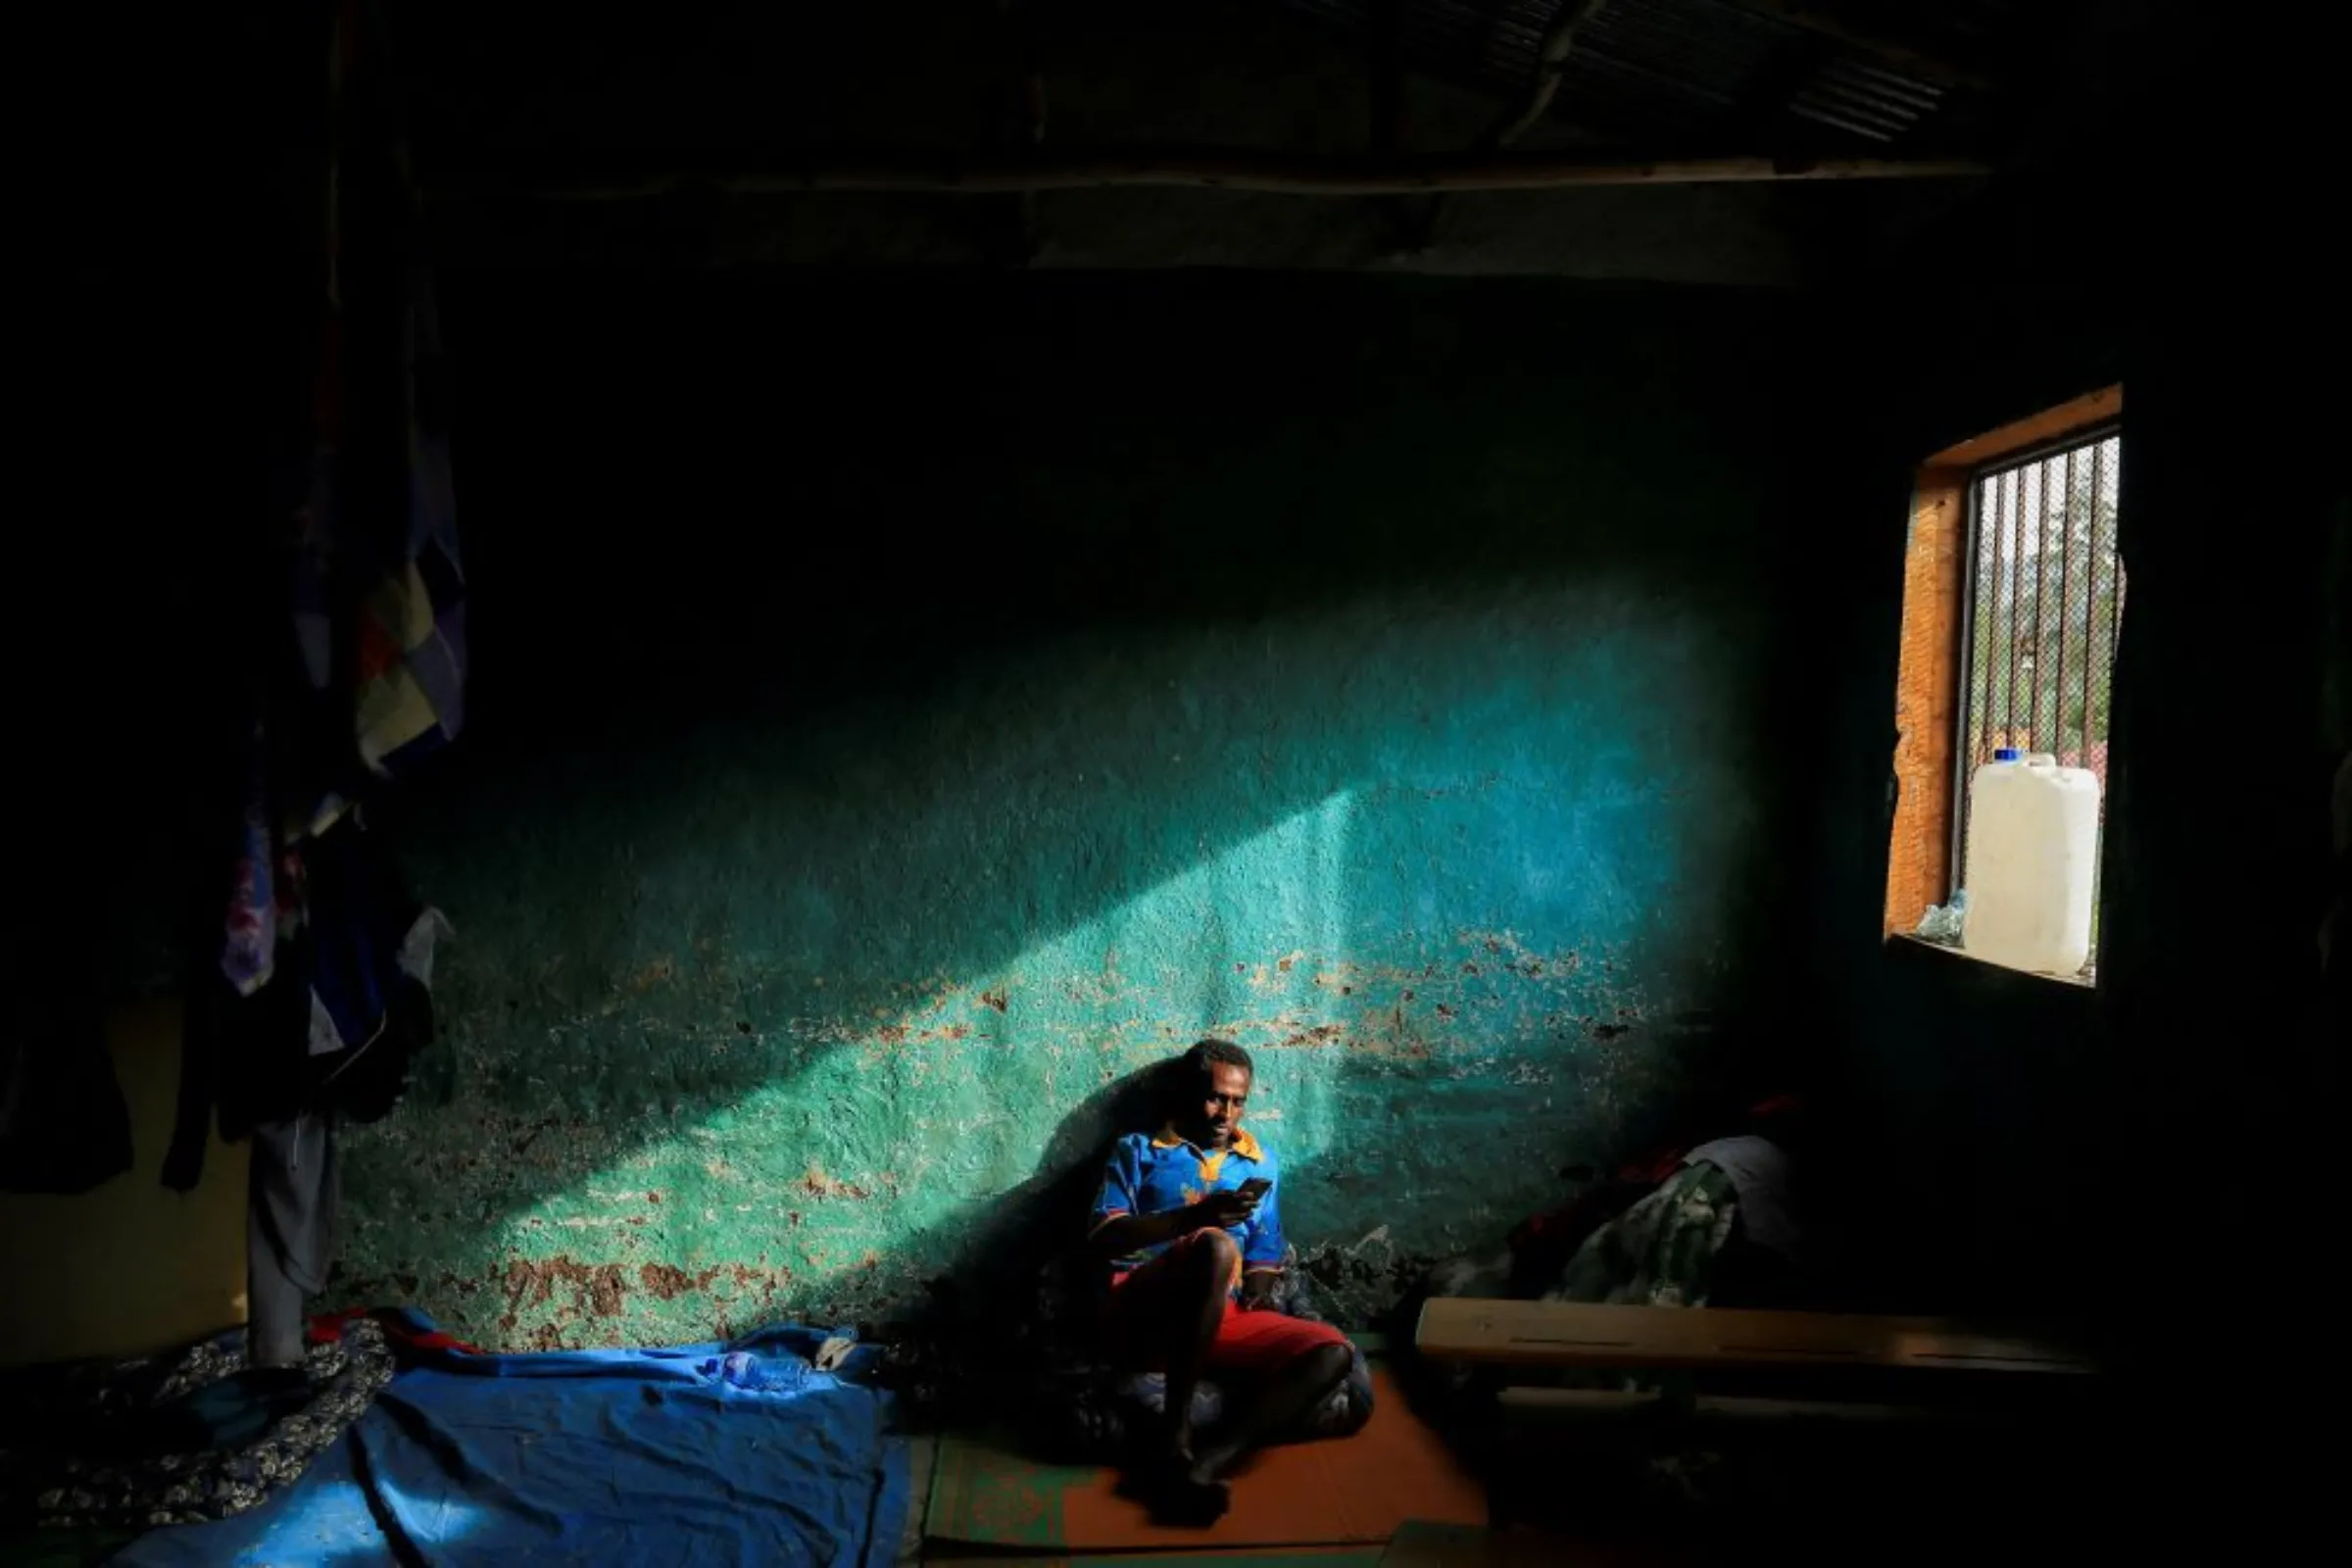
[{"left": 1236, "top": 1177, "right": 1272, "bottom": 1202}]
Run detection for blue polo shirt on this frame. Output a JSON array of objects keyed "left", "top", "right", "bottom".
[{"left": 1090, "top": 1124, "right": 1288, "bottom": 1277}]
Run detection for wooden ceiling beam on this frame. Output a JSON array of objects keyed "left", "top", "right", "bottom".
[{"left": 429, "top": 150, "right": 1990, "bottom": 202}]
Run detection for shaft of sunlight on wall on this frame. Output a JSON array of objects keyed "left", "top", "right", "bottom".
[{"left": 339, "top": 581, "right": 1761, "bottom": 1348}]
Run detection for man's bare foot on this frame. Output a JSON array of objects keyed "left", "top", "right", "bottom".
[{"left": 1143, "top": 1450, "right": 1231, "bottom": 1526}]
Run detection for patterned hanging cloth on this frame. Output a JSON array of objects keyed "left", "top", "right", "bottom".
[{"left": 167, "top": 0, "right": 464, "bottom": 1194}]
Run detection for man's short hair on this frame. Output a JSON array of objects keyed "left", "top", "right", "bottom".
[{"left": 1183, "top": 1038, "right": 1253, "bottom": 1080}]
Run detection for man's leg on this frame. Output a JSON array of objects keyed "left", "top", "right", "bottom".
[
  {"left": 1190, "top": 1334, "right": 1353, "bottom": 1482},
  {"left": 1154, "top": 1230, "right": 1240, "bottom": 1464},
  {"left": 1103, "top": 1229, "right": 1245, "bottom": 1518}
]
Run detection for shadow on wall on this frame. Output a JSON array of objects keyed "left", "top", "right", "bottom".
[
  {"left": 325, "top": 273, "right": 1816, "bottom": 1347},
  {"left": 894, "top": 1058, "right": 1186, "bottom": 1357}
]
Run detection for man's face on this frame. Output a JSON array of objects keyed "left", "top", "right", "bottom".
[{"left": 1183, "top": 1062, "right": 1250, "bottom": 1150}]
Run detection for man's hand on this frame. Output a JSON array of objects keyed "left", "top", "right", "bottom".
[
  {"left": 1189, "top": 1188, "right": 1260, "bottom": 1229},
  {"left": 1086, "top": 1184, "right": 1259, "bottom": 1265}
]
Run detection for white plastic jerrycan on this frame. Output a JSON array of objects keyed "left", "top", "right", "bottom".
[{"left": 1961, "top": 749, "right": 2102, "bottom": 975}]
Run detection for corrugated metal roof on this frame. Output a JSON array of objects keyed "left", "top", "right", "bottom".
[
  {"left": 1789, "top": 55, "right": 1949, "bottom": 143},
  {"left": 1282, "top": 0, "right": 2037, "bottom": 156}
]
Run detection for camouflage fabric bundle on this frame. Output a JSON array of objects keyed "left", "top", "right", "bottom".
[
  {"left": 1550, "top": 1161, "right": 1741, "bottom": 1308},
  {"left": 5, "top": 1319, "right": 393, "bottom": 1529}
]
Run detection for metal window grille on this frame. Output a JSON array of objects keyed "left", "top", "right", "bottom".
[{"left": 1954, "top": 428, "right": 2125, "bottom": 916}]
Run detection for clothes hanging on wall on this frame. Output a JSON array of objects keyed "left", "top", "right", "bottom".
[
  {"left": 168, "top": 819, "right": 447, "bottom": 1189},
  {"left": 186, "top": 814, "right": 449, "bottom": 1367},
  {"left": 166, "top": 0, "right": 465, "bottom": 1232}
]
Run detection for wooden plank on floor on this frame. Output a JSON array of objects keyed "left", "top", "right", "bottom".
[
  {"left": 1493, "top": 1387, "right": 2005, "bottom": 1427},
  {"left": 1415, "top": 1298, "right": 2092, "bottom": 1375}
]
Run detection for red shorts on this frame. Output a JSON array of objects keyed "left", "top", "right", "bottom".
[{"left": 1103, "top": 1231, "right": 1351, "bottom": 1376}]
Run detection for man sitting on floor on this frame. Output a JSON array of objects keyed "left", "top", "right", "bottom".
[{"left": 1087, "top": 1039, "right": 1356, "bottom": 1521}]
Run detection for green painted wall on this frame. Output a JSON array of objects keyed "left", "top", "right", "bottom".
[{"left": 338, "top": 275, "right": 1816, "bottom": 1347}]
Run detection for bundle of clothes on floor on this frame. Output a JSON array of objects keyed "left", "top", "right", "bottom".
[
  {"left": 3, "top": 1318, "right": 398, "bottom": 1531},
  {"left": 1426, "top": 1094, "right": 1808, "bottom": 1315}
]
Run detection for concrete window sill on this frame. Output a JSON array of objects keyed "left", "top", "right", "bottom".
[{"left": 1886, "top": 931, "right": 2095, "bottom": 990}]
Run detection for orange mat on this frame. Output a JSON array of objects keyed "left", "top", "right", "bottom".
[
  {"left": 926, "top": 1364, "right": 1488, "bottom": 1549},
  {"left": 1377, "top": 1521, "right": 1696, "bottom": 1568},
  {"left": 945, "top": 1552, "right": 1382, "bottom": 1568}
]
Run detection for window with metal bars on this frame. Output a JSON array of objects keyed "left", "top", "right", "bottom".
[{"left": 1953, "top": 428, "right": 2124, "bottom": 930}]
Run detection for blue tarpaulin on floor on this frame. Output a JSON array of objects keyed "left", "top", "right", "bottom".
[{"left": 116, "top": 1313, "right": 908, "bottom": 1568}]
